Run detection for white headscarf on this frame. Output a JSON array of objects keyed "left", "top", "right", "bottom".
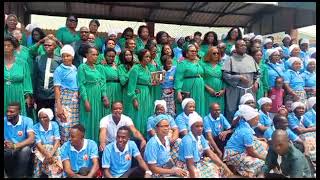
[
  {"left": 300, "top": 38, "right": 310, "bottom": 45},
  {"left": 38, "top": 108, "right": 54, "bottom": 121},
  {"left": 238, "top": 104, "right": 259, "bottom": 122},
  {"left": 309, "top": 47, "right": 316, "bottom": 56},
  {"left": 248, "top": 33, "right": 255, "bottom": 40},
  {"left": 154, "top": 100, "right": 167, "bottom": 112},
  {"left": 243, "top": 34, "right": 250, "bottom": 39},
  {"left": 287, "top": 57, "right": 302, "bottom": 67},
  {"left": 307, "top": 97, "right": 316, "bottom": 110},
  {"left": 253, "top": 35, "right": 263, "bottom": 41},
  {"left": 60, "top": 45, "right": 75, "bottom": 57},
  {"left": 25, "top": 23, "right": 39, "bottom": 33},
  {"left": 181, "top": 98, "right": 195, "bottom": 110},
  {"left": 257, "top": 97, "right": 272, "bottom": 107},
  {"left": 289, "top": 44, "right": 300, "bottom": 54},
  {"left": 240, "top": 93, "right": 255, "bottom": 105},
  {"left": 108, "top": 31, "right": 117, "bottom": 36},
  {"left": 275, "top": 46, "right": 283, "bottom": 52},
  {"left": 263, "top": 38, "right": 273, "bottom": 45},
  {"left": 188, "top": 112, "right": 203, "bottom": 128},
  {"left": 306, "top": 58, "right": 316, "bottom": 66},
  {"left": 291, "top": 101, "right": 305, "bottom": 112},
  {"left": 175, "top": 36, "right": 182, "bottom": 43},
  {"left": 283, "top": 34, "right": 291, "bottom": 41},
  {"left": 266, "top": 49, "right": 279, "bottom": 60}
]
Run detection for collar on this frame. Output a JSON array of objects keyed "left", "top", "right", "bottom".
[
  {"left": 209, "top": 113, "right": 220, "bottom": 121},
  {"left": 154, "top": 135, "right": 170, "bottom": 151},
  {"left": 7, "top": 115, "right": 22, "bottom": 126},
  {"left": 282, "top": 143, "right": 295, "bottom": 159},
  {"left": 305, "top": 70, "right": 315, "bottom": 75},
  {"left": 61, "top": 63, "right": 77, "bottom": 71},
  {"left": 166, "top": 66, "right": 176, "bottom": 73},
  {"left": 188, "top": 131, "right": 201, "bottom": 142},
  {"left": 311, "top": 109, "right": 316, "bottom": 115},
  {"left": 259, "top": 110, "right": 270, "bottom": 117},
  {"left": 39, "top": 121, "right": 53, "bottom": 132},
  {"left": 183, "top": 112, "right": 189, "bottom": 119},
  {"left": 70, "top": 139, "right": 88, "bottom": 153},
  {"left": 113, "top": 141, "right": 129, "bottom": 155},
  {"left": 288, "top": 69, "right": 301, "bottom": 75}
]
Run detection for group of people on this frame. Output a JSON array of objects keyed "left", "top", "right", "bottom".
[{"left": 4, "top": 13, "right": 316, "bottom": 178}]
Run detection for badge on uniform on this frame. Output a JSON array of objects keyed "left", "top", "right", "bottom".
[
  {"left": 17, "top": 131, "right": 23, "bottom": 136},
  {"left": 83, "top": 154, "right": 89, "bottom": 161},
  {"left": 125, "top": 153, "right": 131, "bottom": 161}
]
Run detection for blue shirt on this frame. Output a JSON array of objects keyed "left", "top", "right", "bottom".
[
  {"left": 173, "top": 47, "right": 183, "bottom": 60},
  {"left": 161, "top": 66, "right": 176, "bottom": 89},
  {"left": 288, "top": 113, "right": 314, "bottom": 132},
  {"left": 27, "top": 35, "right": 33, "bottom": 47},
  {"left": 301, "top": 71, "right": 316, "bottom": 88},
  {"left": 4, "top": 115, "right": 34, "bottom": 144},
  {"left": 263, "top": 126, "right": 299, "bottom": 142},
  {"left": 304, "top": 109, "right": 316, "bottom": 126},
  {"left": 232, "top": 111, "right": 256, "bottom": 135},
  {"left": 284, "top": 69, "right": 305, "bottom": 91},
  {"left": 266, "top": 62, "right": 285, "bottom": 89},
  {"left": 225, "top": 119, "right": 254, "bottom": 153},
  {"left": 281, "top": 45, "right": 290, "bottom": 58},
  {"left": 60, "top": 139, "right": 98, "bottom": 176},
  {"left": 178, "top": 132, "right": 209, "bottom": 163},
  {"left": 144, "top": 135, "right": 171, "bottom": 167},
  {"left": 255, "top": 110, "right": 273, "bottom": 137},
  {"left": 175, "top": 112, "right": 190, "bottom": 133},
  {"left": 33, "top": 121, "right": 60, "bottom": 145},
  {"left": 147, "top": 114, "right": 177, "bottom": 140},
  {"left": 102, "top": 44, "right": 121, "bottom": 54},
  {"left": 299, "top": 51, "right": 309, "bottom": 72},
  {"left": 102, "top": 140, "right": 140, "bottom": 177},
  {"left": 203, "top": 113, "right": 231, "bottom": 137},
  {"left": 53, "top": 64, "right": 78, "bottom": 91}
]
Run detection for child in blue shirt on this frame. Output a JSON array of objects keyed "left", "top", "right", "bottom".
[{"left": 255, "top": 97, "right": 273, "bottom": 137}]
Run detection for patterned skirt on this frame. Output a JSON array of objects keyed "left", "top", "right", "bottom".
[
  {"left": 162, "top": 88, "right": 176, "bottom": 117},
  {"left": 284, "top": 90, "right": 307, "bottom": 112},
  {"left": 55, "top": 89, "right": 80, "bottom": 144},
  {"left": 299, "top": 132, "right": 316, "bottom": 162},
  {"left": 252, "top": 139, "right": 269, "bottom": 159},
  {"left": 33, "top": 144, "right": 63, "bottom": 178}
]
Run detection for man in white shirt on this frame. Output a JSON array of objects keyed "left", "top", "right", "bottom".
[{"left": 99, "top": 101, "right": 146, "bottom": 153}]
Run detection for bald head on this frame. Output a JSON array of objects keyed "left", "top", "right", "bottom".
[
  {"left": 235, "top": 40, "right": 246, "bottom": 55},
  {"left": 210, "top": 103, "right": 221, "bottom": 118},
  {"left": 80, "top": 27, "right": 89, "bottom": 41},
  {"left": 272, "top": 129, "right": 290, "bottom": 156},
  {"left": 272, "top": 129, "right": 288, "bottom": 141}
]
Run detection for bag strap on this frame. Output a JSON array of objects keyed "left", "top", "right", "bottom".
[{"left": 267, "top": 63, "right": 282, "bottom": 77}]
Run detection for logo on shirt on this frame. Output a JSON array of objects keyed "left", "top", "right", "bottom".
[
  {"left": 83, "top": 154, "right": 89, "bottom": 161},
  {"left": 125, "top": 153, "right": 131, "bottom": 161},
  {"left": 17, "top": 131, "right": 23, "bottom": 137}
]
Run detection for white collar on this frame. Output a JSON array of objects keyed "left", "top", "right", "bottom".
[
  {"left": 209, "top": 113, "right": 220, "bottom": 121},
  {"left": 183, "top": 112, "right": 189, "bottom": 119},
  {"left": 113, "top": 141, "right": 129, "bottom": 155},
  {"left": 189, "top": 132, "right": 201, "bottom": 142},
  {"left": 154, "top": 135, "right": 170, "bottom": 151},
  {"left": 7, "top": 115, "right": 22, "bottom": 126},
  {"left": 70, "top": 139, "right": 88, "bottom": 153},
  {"left": 61, "top": 63, "right": 76, "bottom": 70},
  {"left": 259, "top": 110, "right": 269, "bottom": 117},
  {"left": 39, "top": 121, "right": 52, "bottom": 132}
]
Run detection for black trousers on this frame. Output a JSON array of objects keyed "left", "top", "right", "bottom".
[{"left": 4, "top": 146, "right": 32, "bottom": 178}]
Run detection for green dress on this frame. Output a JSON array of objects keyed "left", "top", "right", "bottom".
[
  {"left": 174, "top": 59, "right": 205, "bottom": 117},
  {"left": 201, "top": 61, "right": 226, "bottom": 114},
  {"left": 135, "top": 37, "right": 146, "bottom": 54},
  {"left": 118, "top": 37, "right": 126, "bottom": 50},
  {"left": 77, "top": 63, "right": 106, "bottom": 142},
  {"left": 95, "top": 54, "right": 120, "bottom": 65},
  {"left": 4, "top": 29, "right": 27, "bottom": 46},
  {"left": 118, "top": 64, "right": 132, "bottom": 116},
  {"left": 223, "top": 39, "right": 235, "bottom": 56},
  {"left": 28, "top": 43, "right": 61, "bottom": 58},
  {"left": 198, "top": 44, "right": 209, "bottom": 58},
  {"left": 56, "top": 27, "right": 80, "bottom": 45},
  {"left": 94, "top": 35, "right": 104, "bottom": 53},
  {"left": 256, "top": 61, "right": 269, "bottom": 102},
  {"left": 4, "top": 57, "right": 33, "bottom": 116},
  {"left": 156, "top": 44, "right": 163, "bottom": 60},
  {"left": 127, "top": 64, "right": 152, "bottom": 137},
  {"left": 101, "top": 64, "right": 123, "bottom": 116},
  {"left": 148, "top": 60, "right": 163, "bottom": 104}
]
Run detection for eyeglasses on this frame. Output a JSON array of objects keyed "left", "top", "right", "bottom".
[
  {"left": 212, "top": 52, "right": 219, "bottom": 55},
  {"left": 80, "top": 31, "right": 89, "bottom": 33}
]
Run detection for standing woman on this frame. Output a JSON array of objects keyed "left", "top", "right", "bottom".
[
  {"left": 127, "top": 49, "right": 153, "bottom": 137},
  {"left": 175, "top": 44, "right": 205, "bottom": 116},
  {"left": 198, "top": 31, "right": 218, "bottom": 58},
  {"left": 223, "top": 27, "right": 242, "bottom": 56},
  {"left": 118, "top": 27, "right": 134, "bottom": 50},
  {"left": 251, "top": 50, "right": 269, "bottom": 101},
  {"left": 201, "top": 47, "right": 226, "bottom": 115},
  {"left": 156, "top": 31, "right": 170, "bottom": 58},
  {"left": 135, "top": 25, "right": 150, "bottom": 54},
  {"left": 4, "top": 14, "right": 27, "bottom": 46},
  {"left": 77, "top": 45, "right": 108, "bottom": 142},
  {"left": 56, "top": 15, "right": 80, "bottom": 45},
  {"left": 118, "top": 49, "right": 135, "bottom": 116},
  {"left": 89, "top": 19, "right": 104, "bottom": 53},
  {"left": 4, "top": 35, "right": 33, "bottom": 116},
  {"left": 301, "top": 58, "right": 316, "bottom": 98},
  {"left": 53, "top": 45, "right": 79, "bottom": 143},
  {"left": 161, "top": 43, "right": 178, "bottom": 66}
]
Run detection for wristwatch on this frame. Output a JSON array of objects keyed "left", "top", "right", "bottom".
[{"left": 145, "top": 170, "right": 152, "bottom": 176}]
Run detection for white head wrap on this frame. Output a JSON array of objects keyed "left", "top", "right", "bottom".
[
  {"left": 25, "top": 23, "right": 39, "bottom": 33},
  {"left": 283, "top": 34, "right": 291, "bottom": 41},
  {"left": 253, "top": 35, "right": 263, "bottom": 41},
  {"left": 175, "top": 36, "right": 182, "bottom": 43},
  {"left": 291, "top": 101, "right": 305, "bottom": 112},
  {"left": 16, "top": 22, "right": 21, "bottom": 29},
  {"left": 289, "top": 44, "right": 300, "bottom": 54},
  {"left": 257, "top": 97, "right": 272, "bottom": 107},
  {"left": 181, "top": 98, "right": 195, "bottom": 110},
  {"left": 188, "top": 112, "right": 203, "bottom": 128},
  {"left": 154, "top": 100, "right": 167, "bottom": 112},
  {"left": 263, "top": 38, "right": 273, "bottom": 45},
  {"left": 306, "top": 58, "right": 316, "bottom": 66},
  {"left": 238, "top": 104, "right": 259, "bottom": 122},
  {"left": 287, "top": 57, "right": 302, "bottom": 67},
  {"left": 38, "top": 108, "right": 54, "bottom": 121},
  {"left": 309, "top": 47, "right": 316, "bottom": 56},
  {"left": 266, "top": 49, "right": 279, "bottom": 60},
  {"left": 60, "top": 45, "right": 75, "bottom": 57},
  {"left": 275, "top": 46, "right": 283, "bottom": 52},
  {"left": 300, "top": 38, "right": 310, "bottom": 45},
  {"left": 243, "top": 34, "right": 250, "bottom": 39},
  {"left": 307, "top": 97, "right": 316, "bottom": 110},
  {"left": 108, "top": 31, "right": 117, "bottom": 36},
  {"left": 248, "top": 33, "right": 255, "bottom": 40},
  {"left": 240, "top": 93, "right": 255, "bottom": 105}
]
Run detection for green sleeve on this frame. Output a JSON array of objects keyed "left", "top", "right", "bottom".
[
  {"left": 23, "top": 60, "right": 33, "bottom": 95},
  {"left": 115, "top": 55, "right": 120, "bottom": 65},
  {"left": 174, "top": 62, "right": 184, "bottom": 93},
  {"left": 96, "top": 54, "right": 105, "bottom": 64},
  {"left": 28, "top": 43, "right": 41, "bottom": 58},
  {"left": 77, "top": 65, "right": 88, "bottom": 101},
  {"left": 54, "top": 46, "right": 61, "bottom": 57},
  {"left": 97, "top": 65, "right": 107, "bottom": 98},
  {"left": 261, "top": 65, "right": 269, "bottom": 93},
  {"left": 56, "top": 28, "right": 63, "bottom": 43},
  {"left": 118, "top": 37, "right": 126, "bottom": 50},
  {"left": 127, "top": 66, "right": 138, "bottom": 101},
  {"left": 21, "top": 32, "right": 27, "bottom": 47},
  {"left": 119, "top": 66, "right": 129, "bottom": 86}
]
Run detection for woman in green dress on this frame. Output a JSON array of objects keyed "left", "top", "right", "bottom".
[
  {"left": 89, "top": 19, "right": 104, "bottom": 53},
  {"left": 135, "top": 25, "right": 150, "bottom": 54},
  {"left": 199, "top": 31, "right": 218, "bottom": 58},
  {"left": 77, "top": 45, "right": 108, "bottom": 142},
  {"left": 118, "top": 49, "right": 135, "bottom": 116},
  {"left": 155, "top": 31, "right": 169, "bottom": 59},
  {"left": 4, "top": 36, "right": 33, "bottom": 116},
  {"left": 118, "top": 27, "right": 134, "bottom": 50},
  {"left": 4, "top": 14, "right": 27, "bottom": 46},
  {"left": 223, "top": 27, "right": 243, "bottom": 56},
  {"left": 161, "top": 43, "right": 178, "bottom": 66},
  {"left": 251, "top": 50, "right": 269, "bottom": 101},
  {"left": 127, "top": 49, "right": 153, "bottom": 137},
  {"left": 125, "top": 38, "right": 139, "bottom": 63},
  {"left": 55, "top": 15, "right": 80, "bottom": 45},
  {"left": 101, "top": 48, "right": 123, "bottom": 116},
  {"left": 201, "top": 47, "right": 226, "bottom": 115},
  {"left": 175, "top": 44, "right": 206, "bottom": 117}
]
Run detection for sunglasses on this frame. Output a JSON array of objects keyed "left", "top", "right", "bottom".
[{"left": 212, "top": 52, "right": 220, "bottom": 55}]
